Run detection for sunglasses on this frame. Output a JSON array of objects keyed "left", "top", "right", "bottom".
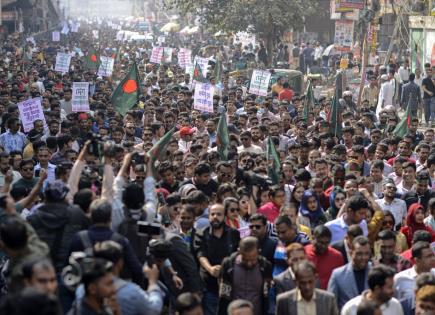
[
  {"left": 22, "top": 167, "right": 33, "bottom": 171},
  {"left": 383, "top": 220, "right": 394, "bottom": 226},
  {"left": 229, "top": 208, "right": 239, "bottom": 213},
  {"left": 335, "top": 197, "right": 345, "bottom": 202}
]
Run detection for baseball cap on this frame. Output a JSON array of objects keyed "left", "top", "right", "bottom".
[{"left": 180, "top": 127, "right": 194, "bottom": 136}]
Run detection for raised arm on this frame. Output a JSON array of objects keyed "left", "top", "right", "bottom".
[{"left": 67, "top": 141, "right": 91, "bottom": 202}]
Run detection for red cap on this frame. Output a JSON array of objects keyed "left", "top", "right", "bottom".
[{"left": 180, "top": 126, "right": 194, "bottom": 136}]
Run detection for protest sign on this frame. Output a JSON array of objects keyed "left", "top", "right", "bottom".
[
  {"left": 92, "top": 30, "right": 99, "bottom": 39},
  {"left": 26, "top": 37, "right": 36, "bottom": 45},
  {"left": 55, "top": 52, "right": 72, "bottom": 73},
  {"left": 162, "top": 47, "right": 173, "bottom": 63},
  {"left": 61, "top": 22, "right": 70, "bottom": 35},
  {"left": 97, "top": 56, "right": 115, "bottom": 77},
  {"left": 238, "top": 226, "right": 251, "bottom": 239},
  {"left": 157, "top": 36, "right": 165, "bottom": 44},
  {"left": 178, "top": 48, "right": 192, "bottom": 68},
  {"left": 193, "top": 56, "right": 209, "bottom": 77},
  {"left": 194, "top": 82, "right": 214, "bottom": 113},
  {"left": 72, "top": 82, "right": 90, "bottom": 112},
  {"left": 17, "top": 98, "right": 46, "bottom": 133},
  {"left": 116, "top": 31, "right": 124, "bottom": 41},
  {"left": 52, "top": 31, "right": 60, "bottom": 42},
  {"left": 249, "top": 69, "right": 271, "bottom": 96},
  {"left": 71, "top": 22, "right": 79, "bottom": 32},
  {"left": 334, "top": 20, "right": 354, "bottom": 52},
  {"left": 150, "top": 47, "right": 164, "bottom": 64}
]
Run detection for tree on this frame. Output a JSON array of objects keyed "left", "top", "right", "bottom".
[{"left": 165, "top": 0, "right": 318, "bottom": 65}]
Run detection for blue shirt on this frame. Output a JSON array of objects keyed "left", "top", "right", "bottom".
[
  {"left": 325, "top": 216, "right": 368, "bottom": 244},
  {"left": 0, "top": 130, "right": 26, "bottom": 153},
  {"left": 76, "top": 278, "right": 164, "bottom": 315}
]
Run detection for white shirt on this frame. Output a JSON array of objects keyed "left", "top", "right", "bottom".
[
  {"left": 396, "top": 182, "right": 415, "bottom": 195},
  {"left": 375, "top": 198, "right": 407, "bottom": 229},
  {"left": 178, "top": 139, "right": 192, "bottom": 153},
  {"left": 237, "top": 144, "right": 263, "bottom": 155},
  {"left": 394, "top": 267, "right": 435, "bottom": 302},
  {"left": 341, "top": 292, "right": 403, "bottom": 315},
  {"left": 398, "top": 66, "right": 410, "bottom": 83},
  {"left": 34, "top": 163, "right": 57, "bottom": 186},
  {"left": 377, "top": 80, "right": 395, "bottom": 114},
  {"left": 325, "top": 216, "right": 369, "bottom": 244}
]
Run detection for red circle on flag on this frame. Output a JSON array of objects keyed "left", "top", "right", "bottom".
[
  {"left": 122, "top": 79, "right": 137, "bottom": 93},
  {"left": 90, "top": 54, "right": 97, "bottom": 62}
]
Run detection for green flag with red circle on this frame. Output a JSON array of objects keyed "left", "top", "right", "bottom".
[
  {"left": 84, "top": 46, "right": 100, "bottom": 71},
  {"left": 111, "top": 62, "right": 141, "bottom": 116}
]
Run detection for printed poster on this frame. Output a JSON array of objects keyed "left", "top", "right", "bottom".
[
  {"left": 55, "top": 52, "right": 72, "bottom": 73},
  {"left": 178, "top": 48, "right": 192, "bottom": 68},
  {"left": 150, "top": 47, "right": 163, "bottom": 64},
  {"left": 249, "top": 69, "right": 271, "bottom": 96},
  {"left": 97, "top": 56, "right": 115, "bottom": 77},
  {"left": 194, "top": 82, "right": 214, "bottom": 113},
  {"left": 52, "top": 31, "right": 60, "bottom": 42},
  {"left": 334, "top": 20, "right": 354, "bottom": 52},
  {"left": 72, "top": 82, "right": 90, "bottom": 112},
  {"left": 17, "top": 98, "right": 47, "bottom": 133},
  {"left": 193, "top": 56, "right": 209, "bottom": 77}
]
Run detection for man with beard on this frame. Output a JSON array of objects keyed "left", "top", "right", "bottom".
[
  {"left": 194, "top": 204, "right": 240, "bottom": 315},
  {"left": 217, "top": 236, "right": 272, "bottom": 315},
  {"left": 341, "top": 265, "right": 403, "bottom": 315}
]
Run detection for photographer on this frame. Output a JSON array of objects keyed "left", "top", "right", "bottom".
[{"left": 74, "top": 241, "right": 164, "bottom": 315}]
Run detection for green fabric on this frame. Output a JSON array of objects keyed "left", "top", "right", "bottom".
[
  {"left": 193, "top": 62, "right": 207, "bottom": 83},
  {"left": 303, "top": 80, "right": 315, "bottom": 121},
  {"left": 84, "top": 46, "right": 100, "bottom": 71},
  {"left": 216, "top": 114, "right": 230, "bottom": 161},
  {"left": 393, "top": 104, "right": 411, "bottom": 138},
  {"left": 111, "top": 62, "right": 141, "bottom": 116},
  {"left": 267, "top": 137, "right": 281, "bottom": 185},
  {"left": 147, "top": 128, "right": 175, "bottom": 175},
  {"left": 329, "top": 94, "right": 342, "bottom": 137}
]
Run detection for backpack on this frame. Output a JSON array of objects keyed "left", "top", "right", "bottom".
[
  {"left": 77, "top": 230, "right": 124, "bottom": 256},
  {"left": 117, "top": 208, "right": 149, "bottom": 264}
]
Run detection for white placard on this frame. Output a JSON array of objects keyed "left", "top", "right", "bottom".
[
  {"left": 92, "top": 30, "right": 99, "bottom": 39},
  {"left": 97, "top": 56, "right": 115, "bottom": 77},
  {"left": 116, "top": 31, "right": 124, "bottom": 41},
  {"left": 178, "top": 48, "right": 192, "bottom": 68},
  {"left": 157, "top": 36, "right": 165, "bottom": 44},
  {"left": 17, "top": 98, "right": 47, "bottom": 133},
  {"left": 52, "top": 31, "right": 60, "bottom": 42},
  {"left": 193, "top": 56, "right": 209, "bottom": 77},
  {"left": 249, "top": 69, "right": 271, "bottom": 96},
  {"left": 194, "top": 82, "right": 214, "bottom": 113},
  {"left": 55, "top": 52, "right": 72, "bottom": 73},
  {"left": 72, "top": 82, "right": 90, "bottom": 112},
  {"left": 71, "top": 22, "right": 79, "bottom": 32},
  {"left": 26, "top": 37, "right": 36, "bottom": 45},
  {"left": 150, "top": 47, "right": 163, "bottom": 64},
  {"left": 162, "top": 47, "right": 173, "bottom": 63},
  {"left": 61, "top": 22, "right": 70, "bottom": 35}
]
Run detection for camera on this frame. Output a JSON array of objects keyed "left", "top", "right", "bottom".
[
  {"left": 137, "top": 221, "right": 162, "bottom": 236},
  {"left": 86, "top": 132, "right": 102, "bottom": 156}
]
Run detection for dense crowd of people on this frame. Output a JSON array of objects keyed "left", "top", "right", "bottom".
[{"left": 0, "top": 18, "right": 434, "bottom": 315}]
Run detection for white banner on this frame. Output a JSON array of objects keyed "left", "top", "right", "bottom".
[
  {"left": 55, "top": 52, "right": 72, "bottom": 73},
  {"left": 18, "top": 98, "right": 47, "bottom": 133},
  {"left": 72, "top": 82, "right": 90, "bottom": 112},
  {"left": 193, "top": 56, "right": 209, "bottom": 77},
  {"left": 150, "top": 47, "right": 163, "bottom": 64},
  {"left": 92, "top": 30, "right": 99, "bottom": 39},
  {"left": 194, "top": 82, "right": 214, "bottom": 113},
  {"left": 52, "top": 31, "right": 60, "bottom": 42},
  {"left": 162, "top": 47, "right": 173, "bottom": 63},
  {"left": 249, "top": 69, "right": 271, "bottom": 96},
  {"left": 178, "top": 48, "right": 192, "bottom": 68},
  {"left": 97, "top": 56, "right": 115, "bottom": 77}
]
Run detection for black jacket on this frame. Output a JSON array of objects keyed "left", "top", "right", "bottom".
[
  {"left": 217, "top": 252, "right": 272, "bottom": 315},
  {"left": 27, "top": 202, "right": 90, "bottom": 272}
]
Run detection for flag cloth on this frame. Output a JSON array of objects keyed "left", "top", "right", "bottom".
[
  {"left": 393, "top": 103, "right": 412, "bottom": 138},
  {"left": 193, "top": 62, "right": 207, "bottom": 83},
  {"left": 84, "top": 46, "right": 100, "bottom": 71},
  {"left": 213, "top": 59, "right": 222, "bottom": 83},
  {"left": 303, "top": 80, "right": 315, "bottom": 121},
  {"left": 216, "top": 114, "right": 230, "bottom": 160},
  {"left": 328, "top": 94, "right": 342, "bottom": 137},
  {"left": 267, "top": 137, "right": 281, "bottom": 185},
  {"left": 147, "top": 127, "right": 175, "bottom": 175},
  {"left": 111, "top": 62, "right": 141, "bottom": 116}
]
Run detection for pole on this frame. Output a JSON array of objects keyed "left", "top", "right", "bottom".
[
  {"left": 383, "top": 10, "right": 400, "bottom": 66},
  {"left": 357, "top": 33, "right": 369, "bottom": 108}
]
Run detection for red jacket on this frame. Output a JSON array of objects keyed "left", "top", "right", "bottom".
[
  {"left": 258, "top": 202, "right": 281, "bottom": 223},
  {"left": 278, "top": 88, "right": 294, "bottom": 102}
]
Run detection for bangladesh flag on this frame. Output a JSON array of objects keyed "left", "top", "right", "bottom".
[
  {"left": 84, "top": 46, "right": 100, "bottom": 71},
  {"left": 328, "top": 94, "right": 342, "bottom": 138},
  {"left": 111, "top": 62, "right": 141, "bottom": 116},
  {"left": 216, "top": 114, "right": 230, "bottom": 160},
  {"left": 393, "top": 103, "right": 412, "bottom": 138},
  {"left": 303, "top": 80, "right": 315, "bottom": 121},
  {"left": 193, "top": 62, "right": 207, "bottom": 83},
  {"left": 267, "top": 137, "right": 281, "bottom": 185}
]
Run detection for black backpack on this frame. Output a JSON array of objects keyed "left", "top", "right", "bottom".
[{"left": 117, "top": 208, "right": 149, "bottom": 264}]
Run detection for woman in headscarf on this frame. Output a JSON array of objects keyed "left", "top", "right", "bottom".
[
  {"left": 298, "top": 189, "right": 327, "bottom": 230},
  {"left": 325, "top": 187, "right": 346, "bottom": 221},
  {"left": 400, "top": 203, "right": 435, "bottom": 247}
]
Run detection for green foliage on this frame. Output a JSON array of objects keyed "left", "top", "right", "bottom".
[{"left": 165, "top": 0, "right": 318, "bottom": 36}]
